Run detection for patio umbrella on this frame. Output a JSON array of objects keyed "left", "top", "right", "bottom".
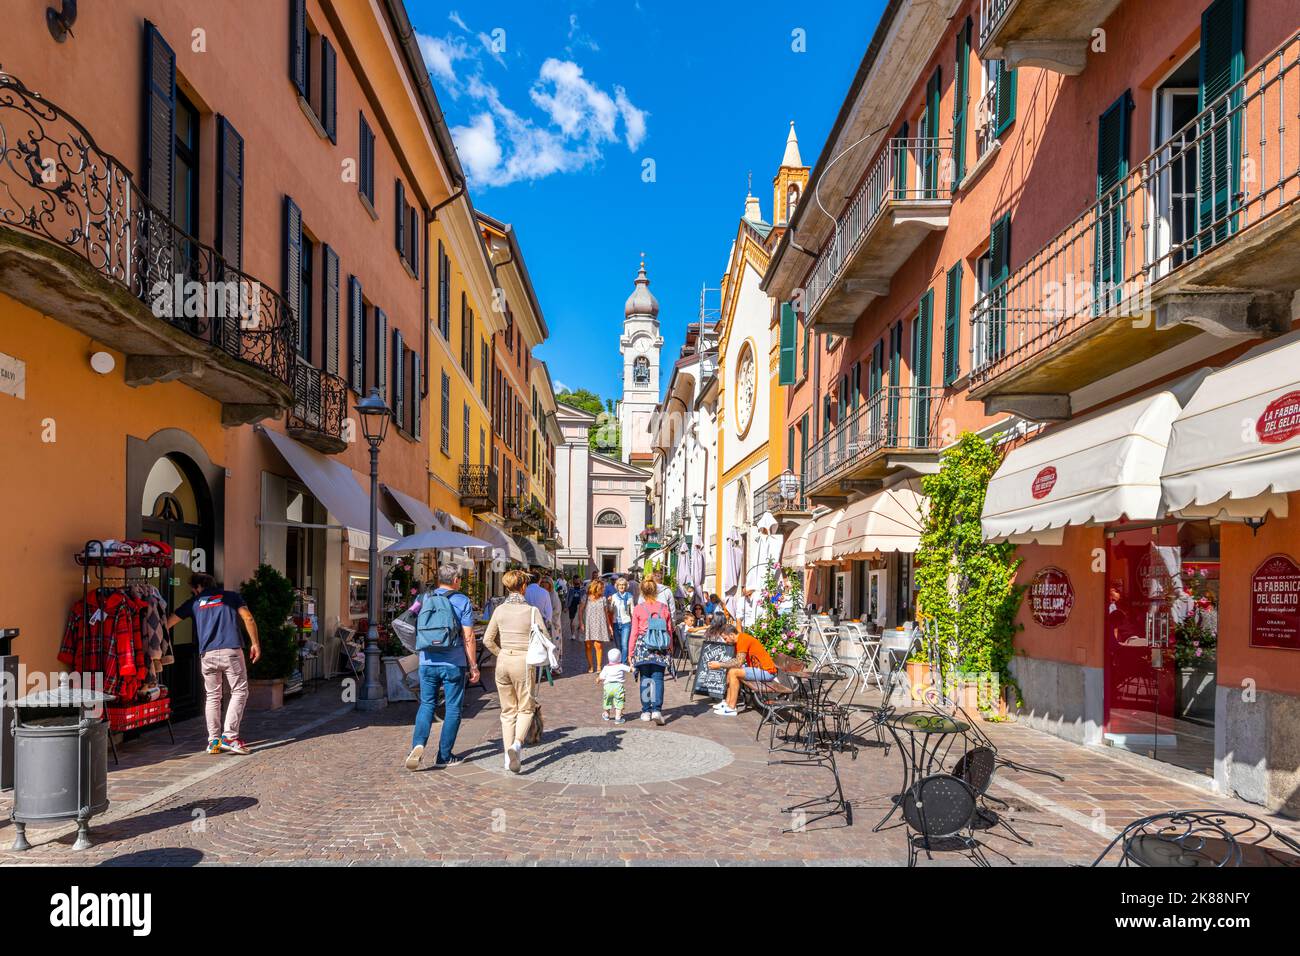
[
  {"left": 679, "top": 541, "right": 694, "bottom": 589},
  {"left": 723, "top": 529, "right": 743, "bottom": 597},
  {"left": 382, "top": 529, "right": 492, "bottom": 555},
  {"left": 691, "top": 542, "right": 705, "bottom": 591}
]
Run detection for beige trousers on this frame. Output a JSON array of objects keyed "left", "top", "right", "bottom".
[
  {"left": 201, "top": 647, "right": 249, "bottom": 741},
  {"left": 495, "top": 648, "right": 535, "bottom": 748}
]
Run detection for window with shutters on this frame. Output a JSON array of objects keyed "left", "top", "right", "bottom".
[
  {"left": 436, "top": 241, "right": 451, "bottom": 339},
  {"left": 440, "top": 371, "right": 450, "bottom": 456},
  {"left": 778, "top": 302, "right": 796, "bottom": 385},
  {"left": 952, "top": 18, "right": 971, "bottom": 187},
  {"left": 463, "top": 403, "right": 471, "bottom": 464},
  {"left": 1095, "top": 91, "right": 1133, "bottom": 313},
  {"left": 284, "top": 197, "right": 307, "bottom": 359},
  {"left": 216, "top": 117, "right": 244, "bottom": 272},
  {"left": 460, "top": 293, "right": 474, "bottom": 376},
  {"left": 977, "top": 59, "right": 1016, "bottom": 158},
  {"left": 348, "top": 279, "right": 365, "bottom": 394},
  {"left": 911, "top": 290, "right": 934, "bottom": 445},
  {"left": 357, "top": 114, "right": 375, "bottom": 208},
  {"left": 943, "top": 263, "right": 962, "bottom": 386},
  {"left": 372, "top": 308, "right": 389, "bottom": 398},
  {"left": 289, "top": 2, "right": 334, "bottom": 141},
  {"left": 410, "top": 351, "right": 422, "bottom": 439},
  {"left": 174, "top": 91, "right": 200, "bottom": 267},
  {"left": 395, "top": 181, "right": 418, "bottom": 275},
  {"left": 480, "top": 341, "right": 490, "bottom": 406},
  {"left": 392, "top": 328, "right": 405, "bottom": 431}
]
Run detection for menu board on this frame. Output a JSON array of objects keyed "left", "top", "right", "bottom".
[
  {"left": 692, "top": 641, "right": 732, "bottom": 699},
  {"left": 1029, "top": 566, "right": 1074, "bottom": 628},
  {"left": 1250, "top": 554, "right": 1300, "bottom": 650}
]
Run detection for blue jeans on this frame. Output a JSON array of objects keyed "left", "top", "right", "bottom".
[
  {"left": 613, "top": 622, "right": 631, "bottom": 661},
  {"left": 638, "top": 663, "right": 665, "bottom": 712},
  {"left": 412, "top": 662, "right": 467, "bottom": 762}
]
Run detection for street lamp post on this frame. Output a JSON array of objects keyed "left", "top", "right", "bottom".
[{"left": 355, "top": 387, "right": 390, "bottom": 713}]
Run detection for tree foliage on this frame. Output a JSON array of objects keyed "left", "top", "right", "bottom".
[
  {"left": 239, "top": 563, "right": 299, "bottom": 681},
  {"left": 915, "top": 432, "right": 1025, "bottom": 707},
  {"left": 557, "top": 388, "right": 621, "bottom": 453}
]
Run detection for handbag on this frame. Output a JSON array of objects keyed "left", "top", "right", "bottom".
[
  {"left": 526, "top": 608, "right": 559, "bottom": 668},
  {"left": 525, "top": 702, "right": 544, "bottom": 745}
]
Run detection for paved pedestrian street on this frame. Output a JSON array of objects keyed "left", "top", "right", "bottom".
[{"left": 3, "top": 640, "right": 1296, "bottom": 867}]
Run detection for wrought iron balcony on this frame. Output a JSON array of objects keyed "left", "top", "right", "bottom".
[
  {"left": 978, "top": 0, "right": 1124, "bottom": 75},
  {"left": 754, "top": 472, "right": 811, "bottom": 520},
  {"left": 0, "top": 72, "right": 295, "bottom": 422},
  {"left": 286, "top": 365, "right": 349, "bottom": 454},
  {"left": 458, "top": 464, "right": 497, "bottom": 513},
  {"left": 805, "top": 137, "right": 952, "bottom": 334},
  {"left": 502, "top": 495, "right": 538, "bottom": 531},
  {"left": 804, "top": 386, "right": 945, "bottom": 499},
  {"left": 968, "top": 32, "right": 1300, "bottom": 421}
]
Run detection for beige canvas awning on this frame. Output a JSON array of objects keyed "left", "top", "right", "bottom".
[
  {"left": 831, "top": 481, "right": 925, "bottom": 559},
  {"left": 1162, "top": 331, "right": 1300, "bottom": 520},
  {"left": 805, "top": 509, "right": 846, "bottom": 565},
  {"left": 780, "top": 519, "right": 815, "bottom": 569}
]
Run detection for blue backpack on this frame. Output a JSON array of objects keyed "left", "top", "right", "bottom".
[
  {"left": 641, "top": 609, "right": 671, "bottom": 654},
  {"left": 416, "top": 590, "right": 461, "bottom": 651}
]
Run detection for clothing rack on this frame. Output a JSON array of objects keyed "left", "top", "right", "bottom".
[{"left": 72, "top": 540, "right": 175, "bottom": 763}]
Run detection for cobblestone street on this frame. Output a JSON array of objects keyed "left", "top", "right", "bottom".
[{"left": 3, "top": 639, "right": 1296, "bottom": 866}]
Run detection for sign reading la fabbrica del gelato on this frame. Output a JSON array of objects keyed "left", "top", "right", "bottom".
[
  {"left": 1029, "top": 566, "right": 1074, "bottom": 629},
  {"left": 1251, "top": 554, "right": 1300, "bottom": 650}
]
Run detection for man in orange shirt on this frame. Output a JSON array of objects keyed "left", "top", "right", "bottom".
[{"left": 707, "top": 623, "right": 777, "bottom": 716}]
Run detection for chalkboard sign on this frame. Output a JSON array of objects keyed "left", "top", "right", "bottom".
[{"left": 692, "top": 641, "right": 733, "bottom": 699}]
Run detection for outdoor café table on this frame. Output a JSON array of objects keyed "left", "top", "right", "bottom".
[
  {"left": 774, "top": 668, "right": 851, "bottom": 830},
  {"left": 1094, "top": 810, "right": 1300, "bottom": 868},
  {"left": 873, "top": 711, "right": 970, "bottom": 832}
]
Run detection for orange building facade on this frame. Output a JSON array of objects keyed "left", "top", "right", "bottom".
[
  {"left": 0, "top": 0, "right": 479, "bottom": 716},
  {"left": 767, "top": 0, "right": 1300, "bottom": 813}
]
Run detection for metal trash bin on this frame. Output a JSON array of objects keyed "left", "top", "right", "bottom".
[
  {"left": 10, "top": 682, "right": 112, "bottom": 851},
  {"left": 0, "top": 627, "right": 17, "bottom": 791}
]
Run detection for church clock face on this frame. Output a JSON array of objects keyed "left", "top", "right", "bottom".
[
  {"left": 635, "top": 337, "right": 649, "bottom": 354},
  {"left": 735, "top": 341, "right": 756, "bottom": 436}
]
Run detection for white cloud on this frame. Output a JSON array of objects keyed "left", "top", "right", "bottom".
[
  {"left": 448, "top": 11, "right": 469, "bottom": 31},
  {"left": 417, "top": 33, "right": 469, "bottom": 89},
  {"left": 566, "top": 13, "right": 600, "bottom": 54}
]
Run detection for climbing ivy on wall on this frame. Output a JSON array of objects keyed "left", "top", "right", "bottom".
[{"left": 915, "top": 431, "right": 1025, "bottom": 706}]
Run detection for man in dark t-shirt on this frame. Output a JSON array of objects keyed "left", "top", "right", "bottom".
[{"left": 167, "top": 573, "right": 261, "bottom": 756}]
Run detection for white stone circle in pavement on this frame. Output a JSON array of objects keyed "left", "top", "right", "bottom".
[{"left": 470, "top": 726, "right": 735, "bottom": 785}]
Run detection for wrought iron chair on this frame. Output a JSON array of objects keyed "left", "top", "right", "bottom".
[
  {"left": 901, "top": 773, "right": 995, "bottom": 867},
  {"left": 1092, "top": 810, "right": 1300, "bottom": 867},
  {"left": 771, "top": 668, "right": 852, "bottom": 832}
]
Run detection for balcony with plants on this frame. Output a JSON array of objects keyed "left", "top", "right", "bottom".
[
  {"left": 0, "top": 71, "right": 295, "bottom": 423},
  {"left": 804, "top": 137, "right": 953, "bottom": 335},
  {"left": 969, "top": 31, "right": 1300, "bottom": 421}
]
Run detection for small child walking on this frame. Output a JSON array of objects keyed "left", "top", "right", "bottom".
[{"left": 598, "top": 648, "right": 633, "bottom": 724}]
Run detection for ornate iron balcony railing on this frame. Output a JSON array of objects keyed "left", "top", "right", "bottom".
[
  {"left": 969, "top": 31, "right": 1300, "bottom": 388},
  {"left": 754, "top": 472, "right": 808, "bottom": 518},
  {"left": 0, "top": 71, "right": 295, "bottom": 387},
  {"left": 287, "top": 365, "right": 349, "bottom": 449},
  {"left": 805, "top": 137, "right": 953, "bottom": 321},
  {"left": 804, "top": 385, "right": 945, "bottom": 494},
  {"left": 458, "top": 465, "right": 498, "bottom": 512}
]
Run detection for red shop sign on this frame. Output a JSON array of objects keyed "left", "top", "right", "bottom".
[
  {"left": 1031, "top": 466, "right": 1058, "bottom": 500},
  {"left": 1029, "top": 566, "right": 1074, "bottom": 628},
  {"left": 1256, "top": 391, "right": 1300, "bottom": 445},
  {"left": 1250, "top": 553, "right": 1300, "bottom": 651}
]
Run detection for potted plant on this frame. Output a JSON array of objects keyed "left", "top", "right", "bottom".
[
  {"left": 240, "top": 564, "right": 298, "bottom": 711},
  {"left": 1174, "top": 586, "right": 1218, "bottom": 723},
  {"left": 381, "top": 630, "right": 417, "bottom": 702}
]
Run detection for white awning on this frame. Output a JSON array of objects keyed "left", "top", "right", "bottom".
[
  {"left": 805, "top": 509, "right": 846, "bottom": 565},
  {"left": 832, "top": 481, "right": 926, "bottom": 558},
  {"left": 514, "top": 535, "right": 552, "bottom": 569},
  {"left": 780, "top": 519, "right": 815, "bottom": 569},
  {"left": 382, "top": 483, "right": 439, "bottom": 534},
  {"left": 981, "top": 376, "right": 1208, "bottom": 543},
  {"left": 473, "top": 518, "right": 525, "bottom": 563},
  {"left": 260, "top": 427, "right": 397, "bottom": 550},
  {"left": 1162, "top": 331, "right": 1300, "bottom": 519}
]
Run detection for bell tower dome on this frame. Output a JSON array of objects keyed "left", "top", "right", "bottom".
[{"left": 618, "top": 255, "right": 663, "bottom": 464}]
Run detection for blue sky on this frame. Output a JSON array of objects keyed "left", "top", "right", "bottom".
[{"left": 408, "top": 0, "right": 886, "bottom": 400}]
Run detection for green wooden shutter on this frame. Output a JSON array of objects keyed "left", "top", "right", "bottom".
[
  {"left": 888, "top": 322, "right": 902, "bottom": 444},
  {"left": 995, "top": 62, "right": 1017, "bottom": 135},
  {"left": 913, "top": 291, "right": 933, "bottom": 445},
  {"left": 952, "top": 18, "right": 971, "bottom": 187},
  {"left": 320, "top": 36, "right": 337, "bottom": 142},
  {"left": 801, "top": 320, "right": 810, "bottom": 378},
  {"left": 894, "top": 121, "right": 910, "bottom": 199},
  {"left": 322, "top": 244, "right": 339, "bottom": 375},
  {"left": 923, "top": 68, "right": 942, "bottom": 197},
  {"left": 778, "top": 302, "right": 797, "bottom": 385},
  {"left": 1095, "top": 91, "right": 1132, "bottom": 312},
  {"left": 989, "top": 214, "right": 1011, "bottom": 359},
  {"left": 215, "top": 117, "right": 244, "bottom": 273},
  {"left": 943, "top": 263, "right": 962, "bottom": 385},
  {"left": 283, "top": 196, "right": 303, "bottom": 357},
  {"left": 1198, "top": 0, "right": 1245, "bottom": 248},
  {"left": 289, "top": 0, "right": 307, "bottom": 98},
  {"left": 142, "top": 22, "right": 175, "bottom": 215},
  {"left": 348, "top": 276, "right": 363, "bottom": 392}
]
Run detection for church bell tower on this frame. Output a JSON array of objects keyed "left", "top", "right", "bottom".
[{"left": 618, "top": 256, "right": 663, "bottom": 464}]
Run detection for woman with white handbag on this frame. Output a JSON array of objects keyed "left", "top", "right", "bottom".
[{"left": 482, "top": 570, "right": 549, "bottom": 773}]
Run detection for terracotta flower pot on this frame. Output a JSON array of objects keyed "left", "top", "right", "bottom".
[
  {"left": 905, "top": 661, "right": 933, "bottom": 701},
  {"left": 248, "top": 678, "right": 284, "bottom": 712}
]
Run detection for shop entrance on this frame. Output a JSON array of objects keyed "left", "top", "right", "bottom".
[
  {"left": 1103, "top": 522, "right": 1219, "bottom": 776},
  {"left": 139, "top": 454, "right": 213, "bottom": 719}
]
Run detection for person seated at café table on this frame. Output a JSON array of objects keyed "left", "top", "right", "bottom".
[{"left": 707, "top": 620, "right": 778, "bottom": 717}]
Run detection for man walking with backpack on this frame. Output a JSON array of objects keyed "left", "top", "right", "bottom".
[{"left": 405, "top": 565, "right": 479, "bottom": 770}]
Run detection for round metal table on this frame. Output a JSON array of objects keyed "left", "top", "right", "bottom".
[{"left": 873, "top": 712, "right": 970, "bottom": 832}]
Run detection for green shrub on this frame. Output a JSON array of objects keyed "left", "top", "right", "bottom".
[{"left": 240, "top": 564, "right": 298, "bottom": 681}]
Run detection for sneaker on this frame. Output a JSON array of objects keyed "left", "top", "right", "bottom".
[
  {"left": 507, "top": 742, "right": 522, "bottom": 774},
  {"left": 652, "top": 711, "right": 665, "bottom": 726},
  {"left": 220, "top": 735, "right": 251, "bottom": 755},
  {"left": 714, "top": 705, "right": 739, "bottom": 717},
  {"left": 614, "top": 716, "right": 626, "bottom": 724},
  {"left": 640, "top": 712, "right": 652, "bottom": 722},
  {"left": 205, "top": 737, "right": 222, "bottom": 755},
  {"left": 405, "top": 745, "right": 425, "bottom": 770},
  {"left": 602, "top": 712, "right": 612, "bottom": 721},
  {"left": 434, "top": 753, "right": 461, "bottom": 767}
]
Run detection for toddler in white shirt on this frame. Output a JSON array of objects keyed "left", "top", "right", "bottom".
[{"left": 597, "top": 648, "right": 633, "bottom": 724}]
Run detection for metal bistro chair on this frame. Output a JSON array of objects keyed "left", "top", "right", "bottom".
[
  {"left": 808, "top": 615, "right": 843, "bottom": 671},
  {"left": 772, "top": 668, "right": 852, "bottom": 832},
  {"left": 838, "top": 621, "right": 885, "bottom": 695},
  {"left": 750, "top": 652, "right": 807, "bottom": 743},
  {"left": 902, "top": 773, "right": 997, "bottom": 867},
  {"left": 877, "top": 629, "right": 920, "bottom": 701}
]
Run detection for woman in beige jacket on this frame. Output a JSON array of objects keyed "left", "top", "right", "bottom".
[{"left": 482, "top": 569, "right": 541, "bottom": 773}]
